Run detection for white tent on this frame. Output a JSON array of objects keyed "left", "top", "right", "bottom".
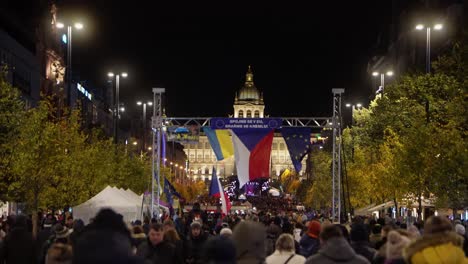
[{"left": 73, "top": 186, "right": 141, "bottom": 224}]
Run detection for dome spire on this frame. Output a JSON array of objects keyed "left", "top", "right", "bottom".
[{"left": 246, "top": 65, "right": 253, "bottom": 83}]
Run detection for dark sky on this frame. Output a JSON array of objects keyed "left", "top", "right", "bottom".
[{"left": 5, "top": 1, "right": 393, "bottom": 119}]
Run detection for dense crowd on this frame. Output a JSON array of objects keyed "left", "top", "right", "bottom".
[{"left": 0, "top": 205, "right": 467, "bottom": 264}]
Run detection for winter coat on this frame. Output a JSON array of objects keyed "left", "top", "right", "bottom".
[
  {"left": 0, "top": 227, "right": 36, "bottom": 264},
  {"left": 266, "top": 250, "right": 306, "bottom": 264},
  {"left": 233, "top": 221, "right": 267, "bottom": 264},
  {"left": 305, "top": 237, "right": 370, "bottom": 264},
  {"left": 351, "top": 241, "right": 377, "bottom": 263},
  {"left": 184, "top": 233, "right": 208, "bottom": 264},
  {"left": 136, "top": 239, "right": 182, "bottom": 264},
  {"left": 369, "top": 233, "right": 382, "bottom": 249},
  {"left": 299, "top": 234, "right": 320, "bottom": 258},
  {"left": 403, "top": 231, "right": 467, "bottom": 264},
  {"left": 132, "top": 233, "right": 147, "bottom": 249}
]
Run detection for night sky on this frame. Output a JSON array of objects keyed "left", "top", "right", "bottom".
[{"left": 4, "top": 1, "right": 393, "bottom": 119}]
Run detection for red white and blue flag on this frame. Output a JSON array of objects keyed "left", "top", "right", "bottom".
[
  {"left": 231, "top": 128, "right": 274, "bottom": 187},
  {"left": 209, "top": 168, "right": 231, "bottom": 215}
]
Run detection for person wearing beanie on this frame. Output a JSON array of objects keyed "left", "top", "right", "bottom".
[
  {"left": 299, "top": 220, "right": 321, "bottom": 257},
  {"left": 266, "top": 233, "right": 306, "bottom": 264},
  {"left": 220, "top": 227, "right": 233, "bottom": 237},
  {"left": 202, "top": 236, "right": 236, "bottom": 264},
  {"left": 385, "top": 230, "right": 411, "bottom": 264},
  {"left": 369, "top": 224, "right": 383, "bottom": 248},
  {"left": 350, "top": 223, "right": 377, "bottom": 262},
  {"left": 404, "top": 216, "right": 468, "bottom": 264},
  {"left": 305, "top": 225, "right": 369, "bottom": 264},
  {"left": 185, "top": 220, "right": 208, "bottom": 264},
  {"left": 232, "top": 221, "right": 267, "bottom": 264}
]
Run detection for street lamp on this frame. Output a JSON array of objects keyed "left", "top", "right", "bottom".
[
  {"left": 371, "top": 70, "right": 394, "bottom": 95},
  {"left": 415, "top": 23, "right": 444, "bottom": 73},
  {"left": 56, "top": 21, "right": 84, "bottom": 107},
  {"left": 136, "top": 100, "right": 153, "bottom": 151},
  {"left": 345, "top": 103, "right": 363, "bottom": 126},
  {"left": 107, "top": 72, "right": 128, "bottom": 143}
]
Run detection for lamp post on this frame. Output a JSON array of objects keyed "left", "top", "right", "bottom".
[
  {"left": 107, "top": 72, "right": 128, "bottom": 143},
  {"left": 371, "top": 71, "right": 394, "bottom": 95},
  {"left": 56, "top": 22, "right": 84, "bottom": 108},
  {"left": 137, "top": 100, "right": 153, "bottom": 151},
  {"left": 345, "top": 103, "right": 363, "bottom": 162},
  {"left": 415, "top": 23, "right": 443, "bottom": 73}
]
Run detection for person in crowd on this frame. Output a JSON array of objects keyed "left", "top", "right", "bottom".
[
  {"left": 454, "top": 223, "right": 468, "bottom": 256},
  {"left": 369, "top": 224, "right": 382, "bottom": 248},
  {"left": 293, "top": 222, "right": 303, "bottom": 243},
  {"left": 203, "top": 235, "right": 237, "bottom": 264},
  {"left": 136, "top": 223, "right": 181, "bottom": 264},
  {"left": 299, "top": 220, "right": 321, "bottom": 257},
  {"left": 350, "top": 223, "right": 377, "bottom": 262},
  {"left": 36, "top": 218, "right": 55, "bottom": 261},
  {"left": 375, "top": 225, "right": 393, "bottom": 250},
  {"left": 266, "top": 233, "right": 306, "bottom": 264},
  {"left": 69, "top": 219, "right": 85, "bottom": 247},
  {"left": 384, "top": 230, "right": 411, "bottom": 264},
  {"left": 164, "top": 228, "right": 184, "bottom": 259},
  {"left": 266, "top": 217, "right": 283, "bottom": 256},
  {"left": 131, "top": 225, "right": 147, "bottom": 249},
  {"left": 73, "top": 208, "right": 143, "bottom": 264},
  {"left": 184, "top": 221, "right": 208, "bottom": 264},
  {"left": 232, "top": 220, "right": 267, "bottom": 264},
  {"left": 404, "top": 216, "right": 467, "bottom": 263},
  {"left": 220, "top": 227, "right": 233, "bottom": 237},
  {"left": 305, "top": 224, "right": 370, "bottom": 264},
  {"left": 0, "top": 215, "right": 36, "bottom": 264},
  {"left": 45, "top": 243, "right": 72, "bottom": 264},
  {"left": 406, "top": 224, "right": 421, "bottom": 240},
  {"left": 142, "top": 217, "right": 150, "bottom": 235},
  {"left": 64, "top": 216, "right": 73, "bottom": 230}
]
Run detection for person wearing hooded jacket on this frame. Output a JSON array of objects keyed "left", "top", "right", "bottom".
[
  {"left": 403, "top": 216, "right": 467, "bottom": 264},
  {"left": 299, "top": 220, "right": 321, "bottom": 258},
  {"left": 305, "top": 224, "right": 370, "bottom": 264},
  {"left": 232, "top": 220, "right": 267, "bottom": 264}
]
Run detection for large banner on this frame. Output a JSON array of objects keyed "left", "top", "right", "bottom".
[
  {"left": 210, "top": 118, "right": 282, "bottom": 130},
  {"left": 166, "top": 125, "right": 200, "bottom": 143}
]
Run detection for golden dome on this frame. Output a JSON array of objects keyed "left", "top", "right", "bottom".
[{"left": 238, "top": 65, "right": 261, "bottom": 101}]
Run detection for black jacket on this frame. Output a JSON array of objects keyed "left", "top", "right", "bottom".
[
  {"left": 351, "top": 241, "right": 377, "bottom": 263},
  {"left": 184, "top": 233, "right": 208, "bottom": 264},
  {"left": 0, "top": 227, "right": 36, "bottom": 264},
  {"left": 136, "top": 239, "right": 182, "bottom": 264}
]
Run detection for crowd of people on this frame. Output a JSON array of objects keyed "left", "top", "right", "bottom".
[{"left": 0, "top": 204, "right": 467, "bottom": 264}]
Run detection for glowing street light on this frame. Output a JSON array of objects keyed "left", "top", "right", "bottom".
[
  {"left": 371, "top": 70, "right": 394, "bottom": 95},
  {"left": 136, "top": 100, "right": 153, "bottom": 151},
  {"left": 107, "top": 72, "right": 128, "bottom": 143},
  {"left": 415, "top": 22, "right": 444, "bottom": 73},
  {"left": 56, "top": 20, "right": 85, "bottom": 107}
]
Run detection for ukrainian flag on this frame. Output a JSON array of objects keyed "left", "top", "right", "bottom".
[{"left": 203, "top": 127, "right": 234, "bottom": 161}]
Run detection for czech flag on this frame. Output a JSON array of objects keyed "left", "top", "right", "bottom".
[
  {"left": 209, "top": 168, "right": 231, "bottom": 215},
  {"left": 231, "top": 128, "right": 274, "bottom": 187}
]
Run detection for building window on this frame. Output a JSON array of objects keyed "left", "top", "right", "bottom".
[
  {"left": 246, "top": 110, "right": 252, "bottom": 118},
  {"left": 272, "top": 155, "right": 278, "bottom": 163},
  {"left": 254, "top": 110, "right": 260, "bottom": 118},
  {"left": 205, "top": 155, "right": 209, "bottom": 161},
  {"left": 190, "top": 154, "right": 195, "bottom": 160},
  {"left": 197, "top": 154, "right": 202, "bottom": 161},
  {"left": 205, "top": 142, "right": 210, "bottom": 149},
  {"left": 279, "top": 143, "right": 285, "bottom": 150},
  {"left": 272, "top": 143, "right": 278, "bottom": 150},
  {"left": 238, "top": 110, "right": 244, "bottom": 118}
]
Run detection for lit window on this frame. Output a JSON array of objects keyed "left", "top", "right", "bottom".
[
  {"left": 254, "top": 110, "right": 260, "bottom": 118},
  {"left": 247, "top": 110, "right": 252, "bottom": 118},
  {"left": 239, "top": 110, "right": 244, "bottom": 118}
]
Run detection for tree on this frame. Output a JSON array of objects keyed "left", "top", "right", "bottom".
[{"left": 0, "top": 70, "right": 25, "bottom": 201}]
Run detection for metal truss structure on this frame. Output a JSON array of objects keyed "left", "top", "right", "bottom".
[
  {"left": 151, "top": 89, "right": 344, "bottom": 220},
  {"left": 162, "top": 117, "right": 332, "bottom": 128}
]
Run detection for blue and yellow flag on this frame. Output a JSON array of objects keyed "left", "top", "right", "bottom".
[
  {"left": 203, "top": 127, "right": 234, "bottom": 161},
  {"left": 281, "top": 127, "right": 312, "bottom": 172}
]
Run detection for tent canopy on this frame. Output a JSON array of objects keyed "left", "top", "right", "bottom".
[{"left": 73, "top": 186, "right": 144, "bottom": 224}]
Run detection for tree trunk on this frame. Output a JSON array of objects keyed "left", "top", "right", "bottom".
[
  {"left": 452, "top": 207, "right": 457, "bottom": 220},
  {"left": 393, "top": 197, "right": 399, "bottom": 220},
  {"left": 32, "top": 194, "right": 39, "bottom": 239}
]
